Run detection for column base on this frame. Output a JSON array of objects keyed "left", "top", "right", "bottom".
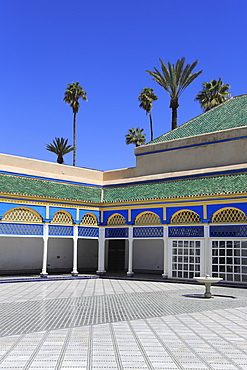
[
  {"left": 127, "top": 271, "right": 134, "bottom": 277},
  {"left": 96, "top": 270, "right": 106, "bottom": 276},
  {"left": 71, "top": 271, "right": 79, "bottom": 276},
  {"left": 40, "top": 272, "right": 48, "bottom": 278},
  {"left": 162, "top": 273, "right": 168, "bottom": 279}
]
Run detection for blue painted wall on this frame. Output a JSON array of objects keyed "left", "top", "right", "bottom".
[{"left": 0, "top": 202, "right": 46, "bottom": 218}]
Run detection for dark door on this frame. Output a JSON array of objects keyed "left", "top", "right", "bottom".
[{"left": 108, "top": 240, "right": 125, "bottom": 272}]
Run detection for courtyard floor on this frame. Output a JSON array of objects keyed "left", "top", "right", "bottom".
[{"left": 0, "top": 276, "right": 247, "bottom": 369}]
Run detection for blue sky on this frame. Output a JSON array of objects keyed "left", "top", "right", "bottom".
[{"left": 1, "top": 0, "right": 246, "bottom": 171}]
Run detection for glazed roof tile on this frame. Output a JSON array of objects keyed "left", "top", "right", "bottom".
[
  {"left": 0, "top": 174, "right": 102, "bottom": 203},
  {"left": 1, "top": 171, "right": 247, "bottom": 204},
  {"left": 149, "top": 95, "right": 247, "bottom": 144},
  {"left": 102, "top": 173, "right": 247, "bottom": 203}
]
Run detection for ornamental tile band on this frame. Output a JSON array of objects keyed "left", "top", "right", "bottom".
[
  {"left": 168, "top": 226, "right": 204, "bottom": 238},
  {"left": 133, "top": 227, "right": 163, "bottom": 238},
  {"left": 0, "top": 223, "right": 43, "bottom": 235},
  {"left": 78, "top": 226, "right": 99, "bottom": 237},
  {"left": 105, "top": 228, "right": 129, "bottom": 238},
  {"left": 210, "top": 225, "right": 247, "bottom": 237},
  {"left": 49, "top": 225, "right": 73, "bottom": 236}
]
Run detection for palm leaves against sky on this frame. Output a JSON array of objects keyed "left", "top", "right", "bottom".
[
  {"left": 146, "top": 57, "right": 203, "bottom": 130},
  {"left": 138, "top": 87, "right": 158, "bottom": 141},
  {"left": 195, "top": 78, "right": 231, "bottom": 112},
  {"left": 46, "top": 137, "right": 74, "bottom": 164},
  {"left": 125, "top": 127, "right": 146, "bottom": 147},
  {"left": 63, "top": 82, "right": 87, "bottom": 166}
]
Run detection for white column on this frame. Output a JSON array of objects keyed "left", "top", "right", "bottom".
[
  {"left": 71, "top": 225, "right": 78, "bottom": 276},
  {"left": 162, "top": 225, "right": 168, "bottom": 278},
  {"left": 40, "top": 224, "right": 48, "bottom": 277},
  {"left": 204, "top": 224, "right": 210, "bottom": 276},
  {"left": 127, "top": 227, "right": 134, "bottom": 276},
  {"left": 97, "top": 227, "right": 106, "bottom": 275}
]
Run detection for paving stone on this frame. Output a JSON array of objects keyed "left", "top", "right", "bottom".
[{"left": 0, "top": 278, "right": 247, "bottom": 369}]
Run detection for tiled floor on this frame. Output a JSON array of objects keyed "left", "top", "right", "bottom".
[{"left": 0, "top": 277, "right": 247, "bottom": 369}]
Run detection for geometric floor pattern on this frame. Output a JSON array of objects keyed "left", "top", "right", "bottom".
[{"left": 0, "top": 278, "right": 247, "bottom": 369}]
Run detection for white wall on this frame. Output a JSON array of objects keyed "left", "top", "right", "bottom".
[
  {"left": 133, "top": 239, "right": 163, "bottom": 272},
  {"left": 47, "top": 238, "right": 73, "bottom": 272},
  {"left": 78, "top": 239, "right": 98, "bottom": 271},
  {"left": 0, "top": 237, "right": 43, "bottom": 273},
  {"left": 135, "top": 126, "right": 247, "bottom": 176}
]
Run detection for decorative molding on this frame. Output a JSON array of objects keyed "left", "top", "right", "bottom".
[
  {"left": 133, "top": 227, "right": 163, "bottom": 238},
  {"left": 0, "top": 223, "right": 43, "bottom": 235},
  {"left": 78, "top": 226, "right": 99, "bottom": 238},
  {"left": 49, "top": 225, "right": 73, "bottom": 236},
  {"left": 168, "top": 226, "right": 204, "bottom": 237},
  {"left": 210, "top": 225, "right": 247, "bottom": 237},
  {"left": 105, "top": 228, "right": 128, "bottom": 238}
]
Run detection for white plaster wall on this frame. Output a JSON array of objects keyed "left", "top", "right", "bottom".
[
  {"left": 136, "top": 138, "right": 247, "bottom": 176},
  {"left": 0, "top": 237, "right": 43, "bottom": 273},
  {"left": 0, "top": 153, "right": 103, "bottom": 185},
  {"left": 78, "top": 239, "right": 98, "bottom": 271},
  {"left": 133, "top": 239, "right": 163, "bottom": 272},
  {"left": 47, "top": 238, "right": 73, "bottom": 272},
  {"left": 135, "top": 126, "right": 247, "bottom": 176}
]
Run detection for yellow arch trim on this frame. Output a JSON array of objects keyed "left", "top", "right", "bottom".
[
  {"left": 51, "top": 210, "right": 73, "bottom": 222},
  {"left": 211, "top": 207, "right": 247, "bottom": 222},
  {"left": 170, "top": 209, "right": 200, "bottom": 220},
  {"left": 81, "top": 213, "right": 98, "bottom": 225},
  {"left": 135, "top": 211, "right": 161, "bottom": 224},
  {"left": 2, "top": 207, "right": 43, "bottom": 223},
  {"left": 107, "top": 213, "right": 126, "bottom": 225}
]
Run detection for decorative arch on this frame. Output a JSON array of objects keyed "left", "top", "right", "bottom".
[
  {"left": 135, "top": 211, "right": 161, "bottom": 225},
  {"left": 211, "top": 207, "right": 247, "bottom": 223},
  {"left": 170, "top": 210, "right": 201, "bottom": 224},
  {"left": 2, "top": 207, "right": 42, "bottom": 223},
  {"left": 80, "top": 213, "right": 98, "bottom": 226},
  {"left": 51, "top": 210, "right": 73, "bottom": 224},
  {"left": 107, "top": 213, "right": 126, "bottom": 225}
]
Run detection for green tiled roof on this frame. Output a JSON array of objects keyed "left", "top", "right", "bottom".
[
  {"left": 1, "top": 172, "right": 247, "bottom": 204},
  {"left": 150, "top": 95, "right": 247, "bottom": 144},
  {"left": 0, "top": 174, "right": 102, "bottom": 203},
  {"left": 103, "top": 173, "right": 247, "bottom": 203}
]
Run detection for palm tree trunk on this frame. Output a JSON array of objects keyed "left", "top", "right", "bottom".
[
  {"left": 73, "top": 112, "right": 76, "bottom": 166},
  {"left": 149, "top": 113, "right": 153, "bottom": 141},
  {"left": 171, "top": 107, "right": 177, "bottom": 130},
  {"left": 170, "top": 97, "right": 179, "bottom": 130}
]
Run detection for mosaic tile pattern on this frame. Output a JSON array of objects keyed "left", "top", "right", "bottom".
[
  {"left": 0, "top": 223, "right": 43, "bottom": 235},
  {"left": 1, "top": 279, "right": 247, "bottom": 369},
  {"left": 0, "top": 174, "right": 102, "bottom": 202},
  {"left": 2, "top": 168, "right": 247, "bottom": 205},
  {"left": 103, "top": 173, "right": 247, "bottom": 203}
]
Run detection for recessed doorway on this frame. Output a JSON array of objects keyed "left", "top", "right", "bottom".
[{"left": 108, "top": 239, "right": 125, "bottom": 272}]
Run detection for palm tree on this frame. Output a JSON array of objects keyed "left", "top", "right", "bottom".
[
  {"left": 46, "top": 137, "right": 74, "bottom": 164},
  {"left": 138, "top": 88, "right": 158, "bottom": 141},
  {"left": 195, "top": 78, "right": 231, "bottom": 112},
  {"left": 146, "top": 57, "right": 203, "bottom": 130},
  {"left": 125, "top": 128, "right": 146, "bottom": 147},
  {"left": 63, "top": 82, "right": 87, "bottom": 166}
]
